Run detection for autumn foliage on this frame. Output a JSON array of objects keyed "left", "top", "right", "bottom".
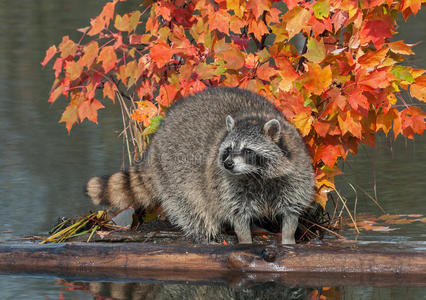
[{"left": 42, "top": 0, "right": 426, "bottom": 208}]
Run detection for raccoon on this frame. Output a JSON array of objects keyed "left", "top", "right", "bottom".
[{"left": 87, "top": 87, "right": 314, "bottom": 244}]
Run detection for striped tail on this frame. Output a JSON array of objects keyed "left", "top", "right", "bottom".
[{"left": 86, "top": 167, "right": 152, "bottom": 210}]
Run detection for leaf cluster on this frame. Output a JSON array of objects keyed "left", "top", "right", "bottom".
[{"left": 42, "top": 0, "right": 426, "bottom": 208}]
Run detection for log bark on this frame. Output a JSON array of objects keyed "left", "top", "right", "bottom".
[{"left": 0, "top": 241, "right": 425, "bottom": 286}]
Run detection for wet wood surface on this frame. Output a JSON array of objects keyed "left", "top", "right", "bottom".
[{"left": 0, "top": 240, "right": 425, "bottom": 286}]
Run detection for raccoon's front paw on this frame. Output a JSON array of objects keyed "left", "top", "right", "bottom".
[{"left": 281, "top": 237, "right": 296, "bottom": 244}]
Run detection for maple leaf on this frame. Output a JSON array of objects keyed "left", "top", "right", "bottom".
[
  {"left": 313, "top": 0, "right": 330, "bottom": 20},
  {"left": 249, "top": 19, "right": 269, "bottom": 41},
  {"left": 257, "top": 62, "right": 277, "bottom": 81},
  {"left": 338, "top": 110, "right": 363, "bottom": 139},
  {"left": 58, "top": 36, "right": 77, "bottom": 59},
  {"left": 48, "top": 84, "right": 64, "bottom": 103},
  {"left": 292, "top": 112, "right": 313, "bottom": 136},
  {"left": 376, "top": 108, "right": 398, "bottom": 135},
  {"left": 80, "top": 42, "right": 99, "bottom": 68},
  {"left": 158, "top": 84, "right": 178, "bottom": 107},
  {"left": 358, "top": 68, "right": 390, "bottom": 89},
  {"left": 131, "top": 101, "right": 158, "bottom": 127},
  {"left": 65, "top": 61, "right": 83, "bottom": 81},
  {"left": 246, "top": 0, "right": 271, "bottom": 20},
  {"left": 347, "top": 88, "right": 370, "bottom": 112},
  {"left": 359, "top": 18, "right": 393, "bottom": 49},
  {"left": 357, "top": 47, "right": 389, "bottom": 69},
  {"left": 304, "top": 37, "right": 326, "bottom": 63},
  {"left": 315, "top": 144, "right": 340, "bottom": 167},
  {"left": 302, "top": 63, "right": 332, "bottom": 95},
  {"left": 97, "top": 46, "right": 117, "bottom": 73},
  {"left": 115, "top": 11, "right": 141, "bottom": 32},
  {"left": 59, "top": 103, "right": 79, "bottom": 133},
  {"left": 208, "top": 9, "right": 230, "bottom": 34},
  {"left": 388, "top": 40, "right": 415, "bottom": 55},
  {"left": 223, "top": 47, "right": 245, "bottom": 70},
  {"left": 282, "top": 7, "right": 311, "bottom": 40},
  {"left": 78, "top": 99, "right": 105, "bottom": 123},
  {"left": 41, "top": 45, "right": 57, "bottom": 67},
  {"left": 103, "top": 81, "right": 116, "bottom": 103},
  {"left": 276, "top": 57, "right": 299, "bottom": 92},
  {"left": 150, "top": 41, "right": 176, "bottom": 68},
  {"left": 410, "top": 75, "right": 426, "bottom": 102}
]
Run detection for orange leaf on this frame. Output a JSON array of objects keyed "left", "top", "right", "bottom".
[
  {"left": 249, "top": 19, "right": 269, "bottom": 41},
  {"left": 103, "top": 81, "right": 116, "bottom": 103},
  {"left": 292, "top": 112, "right": 313, "bottom": 136},
  {"left": 59, "top": 103, "right": 79, "bottom": 133},
  {"left": 388, "top": 40, "right": 415, "bottom": 55},
  {"left": 223, "top": 47, "right": 245, "bottom": 70},
  {"left": 376, "top": 108, "right": 398, "bottom": 135},
  {"left": 58, "top": 36, "right": 77, "bottom": 59},
  {"left": 131, "top": 101, "right": 158, "bottom": 126},
  {"left": 257, "top": 63, "right": 277, "bottom": 82},
  {"left": 97, "top": 46, "right": 117, "bottom": 73},
  {"left": 357, "top": 47, "right": 389, "bottom": 69},
  {"left": 358, "top": 69, "right": 390, "bottom": 89},
  {"left": 410, "top": 75, "right": 426, "bottom": 102},
  {"left": 87, "top": 16, "right": 106, "bottom": 36},
  {"left": 338, "top": 110, "right": 362, "bottom": 139},
  {"left": 78, "top": 99, "right": 105, "bottom": 124},
  {"left": 41, "top": 45, "right": 57, "bottom": 67},
  {"left": 303, "top": 63, "right": 332, "bottom": 95},
  {"left": 209, "top": 9, "right": 230, "bottom": 34},
  {"left": 158, "top": 84, "right": 178, "bottom": 107},
  {"left": 65, "top": 61, "right": 83, "bottom": 81},
  {"left": 115, "top": 11, "right": 141, "bottom": 32},
  {"left": 150, "top": 41, "right": 175, "bottom": 68},
  {"left": 282, "top": 7, "right": 311, "bottom": 40},
  {"left": 80, "top": 42, "right": 99, "bottom": 68},
  {"left": 277, "top": 58, "right": 299, "bottom": 92},
  {"left": 246, "top": 0, "right": 271, "bottom": 19},
  {"left": 48, "top": 84, "right": 64, "bottom": 103},
  {"left": 315, "top": 144, "right": 340, "bottom": 167}
]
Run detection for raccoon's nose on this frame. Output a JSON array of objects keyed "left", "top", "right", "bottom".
[{"left": 224, "top": 158, "right": 234, "bottom": 170}]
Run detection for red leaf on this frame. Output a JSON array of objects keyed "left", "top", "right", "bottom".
[
  {"left": 78, "top": 99, "right": 105, "bottom": 124},
  {"left": 359, "top": 18, "right": 393, "bottom": 49},
  {"left": 315, "top": 144, "right": 340, "bottom": 167}
]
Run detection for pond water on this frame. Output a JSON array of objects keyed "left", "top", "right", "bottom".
[{"left": 0, "top": 1, "right": 425, "bottom": 299}]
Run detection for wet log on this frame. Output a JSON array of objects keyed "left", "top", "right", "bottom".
[{"left": 0, "top": 241, "right": 425, "bottom": 286}]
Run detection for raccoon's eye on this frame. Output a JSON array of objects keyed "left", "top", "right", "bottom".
[
  {"left": 222, "top": 147, "right": 232, "bottom": 161},
  {"left": 241, "top": 148, "right": 254, "bottom": 156}
]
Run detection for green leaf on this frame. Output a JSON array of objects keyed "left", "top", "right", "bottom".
[
  {"left": 304, "top": 37, "right": 326, "bottom": 63},
  {"left": 313, "top": 0, "right": 330, "bottom": 20},
  {"left": 143, "top": 116, "right": 164, "bottom": 135},
  {"left": 391, "top": 65, "right": 414, "bottom": 83}
]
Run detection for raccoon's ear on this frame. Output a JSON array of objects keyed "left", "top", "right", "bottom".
[
  {"left": 226, "top": 115, "right": 235, "bottom": 132},
  {"left": 263, "top": 119, "right": 281, "bottom": 141}
]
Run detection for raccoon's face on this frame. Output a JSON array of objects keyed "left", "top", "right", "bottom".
[{"left": 218, "top": 115, "right": 291, "bottom": 178}]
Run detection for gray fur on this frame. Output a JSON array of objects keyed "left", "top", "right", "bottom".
[{"left": 86, "top": 87, "right": 315, "bottom": 244}]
